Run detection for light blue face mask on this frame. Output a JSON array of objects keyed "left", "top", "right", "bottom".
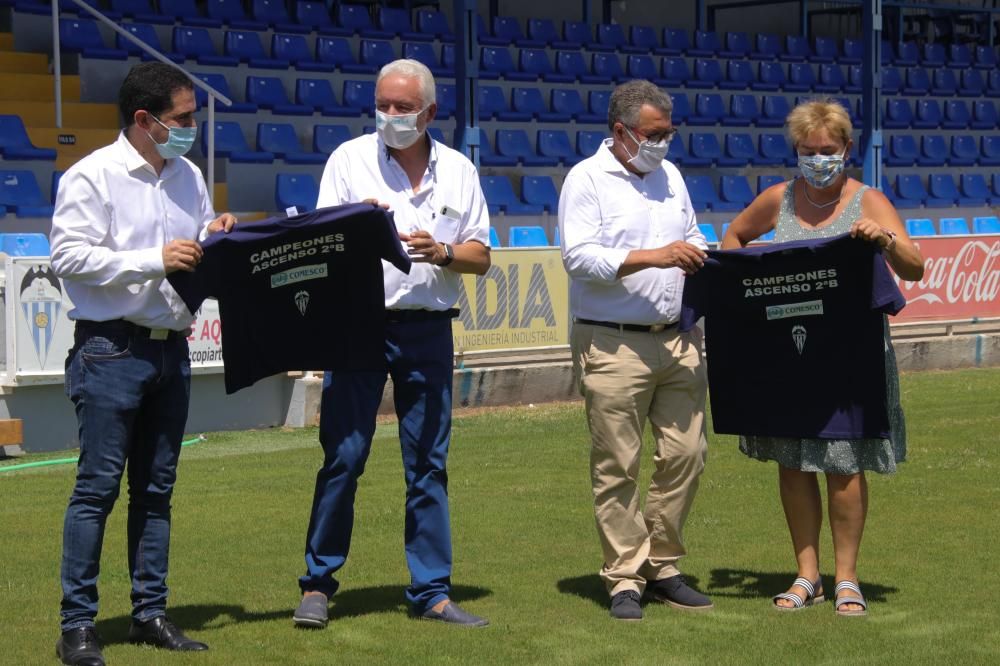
[
  {"left": 147, "top": 114, "right": 197, "bottom": 159},
  {"left": 797, "top": 149, "right": 847, "bottom": 189}
]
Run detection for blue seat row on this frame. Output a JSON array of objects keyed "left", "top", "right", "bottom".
[
  {"left": 0, "top": 115, "right": 58, "bottom": 161},
  {"left": 479, "top": 175, "right": 561, "bottom": 216},
  {"left": 0, "top": 232, "right": 51, "bottom": 254},
  {"left": 884, "top": 134, "right": 1000, "bottom": 167},
  {"left": 0, "top": 170, "right": 55, "bottom": 218},
  {"left": 904, "top": 216, "right": 1000, "bottom": 236},
  {"left": 883, "top": 40, "right": 998, "bottom": 70},
  {"left": 883, "top": 173, "right": 1000, "bottom": 208},
  {"left": 668, "top": 132, "right": 804, "bottom": 168},
  {"left": 884, "top": 98, "right": 1000, "bottom": 130}
]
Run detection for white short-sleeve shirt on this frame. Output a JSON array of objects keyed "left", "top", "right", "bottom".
[{"left": 316, "top": 132, "right": 490, "bottom": 311}]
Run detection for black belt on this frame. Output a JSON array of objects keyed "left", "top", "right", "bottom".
[
  {"left": 74, "top": 319, "right": 189, "bottom": 341},
  {"left": 386, "top": 308, "right": 459, "bottom": 323},
  {"left": 576, "top": 318, "right": 678, "bottom": 333}
]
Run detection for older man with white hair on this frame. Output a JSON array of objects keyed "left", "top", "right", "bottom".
[{"left": 293, "top": 59, "right": 491, "bottom": 628}]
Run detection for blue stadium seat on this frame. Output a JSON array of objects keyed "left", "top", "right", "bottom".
[
  {"left": 690, "top": 30, "right": 721, "bottom": 57},
  {"left": 786, "top": 62, "right": 817, "bottom": 92},
  {"left": 577, "top": 131, "right": 605, "bottom": 158},
  {"left": 246, "top": 76, "right": 311, "bottom": 115},
  {"left": 698, "top": 223, "right": 719, "bottom": 244},
  {"left": 473, "top": 14, "right": 502, "bottom": 46},
  {"left": 433, "top": 83, "right": 455, "bottom": 120},
  {"left": 660, "top": 57, "right": 691, "bottom": 87},
  {"left": 753, "top": 61, "right": 785, "bottom": 91},
  {"left": 512, "top": 87, "right": 568, "bottom": 122},
  {"left": 973, "top": 216, "right": 1000, "bottom": 234},
  {"left": 894, "top": 40, "right": 918, "bottom": 66},
  {"left": 950, "top": 135, "right": 978, "bottom": 167},
  {"left": 921, "top": 43, "right": 946, "bottom": 67},
  {"left": 497, "top": 16, "right": 545, "bottom": 48},
  {"left": 159, "top": 0, "right": 220, "bottom": 26},
  {"left": 295, "top": 0, "right": 337, "bottom": 34},
  {"left": 960, "top": 175, "right": 998, "bottom": 206},
  {"left": 939, "top": 217, "right": 970, "bottom": 235},
  {"left": 254, "top": 0, "right": 304, "bottom": 33},
  {"left": 751, "top": 32, "right": 781, "bottom": 60},
  {"left": 959, "top": 69, "right": 985, "bottom": 97},
  {"left": 226, "top": 30, "right": 287, "bottom": 68},
  {"left": 338, "top": 3, "right": 390, "bottom": 38},
  {"left": 0, "top": 172, "right": 54, "bottom": 217},
  {"left": 880, "top": 175, "right": 899, "bottom": 205},
  {"left": 207, "top": 0, "right": 266, "bottom": 29},
  {"left": 720, "top": 174, "right": 754, "bottom": 207},
  {"left": 931, "top": 69, "right": 958, "bottom": 96},
  {"left": 669, "top": 92, "right": 692, "bottom": 124},
  {"left": 812, "top": 36, "right": 838, "bottom": 63},
  {"left": 892, "top": 175, "right": 926, "bottom": 208},
  {"left": 884, "top": 98, "right": 913, "bottom": 129},
  {"left": 661, "top": 27, "right": 691, "bottom": 55},
  {"left": 202, "top": 121, "right": 274, "bottom": 162},
  {"left": 556, "top": 51, "right": 606, "bottom": 84},
  {"left": 526, "top": 18, "right": 575, "bottom": 49},
  {"left": 758, "top": 174, "right": 784, "bottom": 193},
  {"left": 0, "top": 115, "right": 57, "bottom": 160},
  {"left": 118, "top": 23, "right": 182, "bottom": 62},
  {"left": 987, "top": 70, "right": 1000, "bottom": 97},
  {"left": 275, "top": 173, "right": 318, "bottom": 212},
  {"left": 521, "top": 175, "right": 559, "bottom": 213},
  {"left": 483, "top": 179, "right": 543, "bottom": 215},
  {"left": 0, "top": 232, "right": 49, "bottom": 254},
  {"left": 781, "top": 35, "right": 809, "bottom": 62},
  {"left": 981, "top": 136, "right": 1000, "bottom": 166},
  {"left": 173, "top": 26, "right": 240, "bottom": 67},
  {"left": 841, "top": 38, "right": 862, "bottom": 64},
  {"left": 686, "top": 176, "right": 741, "bottom": 212},
  {"left": 630, "top": 25, "right": 663, "bottom": 54},
  {"left": 111, "top": 0, "right": 170, "bottom": 22},
  {"left": 587, "top": 91, "right": 611, "bottom": 123},
  {"left": 690, "top": 58, "right": 723, "bottom": 89},
  {"left": 929, "top": 173, "right": 967, "bottom": 206},
  {"left": 313, "top": 124, "right": 352, "bottom": 154},
  {"left": 360, "top": 39, "right": 396, "bottom": 71},
  {"left": 918, "top": 135, "right": 948, "bottom": 167},
  {"left": 693, "top": 93, "right": 726, "bottom": 125},
  {"left": 627, "top": 55, "right": 665, "bottom": 86},
  {"left": 722, "top": 61, "right": 754, "bottom": 90},
  {"left": 759, "top": 95, "right": 791, "bottom": 127},
  {"left": 885, "top": 135, "right": 917, "bottom": 166},
  {"left": 378, "top": 7, "right": 424, "bottom": 41},
  {"left": 881, "top": 67, "right": 902, "bottom": 94},
  {"left": 843, "top": 64, "right": 863, "bottom": 94},
  {"left": 592, "top": 53, "right": 626, "bottom": 82},
  {"left": 563, "top": 20, "right": 603, "bottom": 51},
  {"left": 479, "top": 85, "right": 530, "bottom": 121},
  {"left": 273, "top": 34, "right": 333, "bottom": 71},
  {"left": 343, "top": 79, "right": 375, "bottom": 115},
  {"left": 403, "top": 42, "right": 449, "bottom": 78},
  {"left": 721, "top": 31, "right": 751, "bottom": 59},
  {"left": 596, "top": 23, "right": 637, "bottom": 53},
  {"left": 317, "top": 36, "right": 374, "bottom": 74},
  {"left": 942, "top": 100, "right": 971, "bottom": 129},
  {"left": 497, "top": 129, "right": 557, "bottom": 166},
  {"left": 257, "top": 123, "right": 326, "bottom": 164},
  {"left": 903, "top": 67, "right": 931, "bottom": 95},
  {"left": 537, "top": 129, "right": 578, "bottom": 165},
  {"left": 482, "top": 45, "right": 534, "bottom": 81},
  {"left": 905, "top": 218, "right": 937, "bottom": 236},
  {"left": 759, "top": 133, "right": 795, "bottom": 166},
  {"left": 688, "top": 133, "right": 723, "bottom": 166},
  {"left": 973, "top": 45, "right": 997, "bottom": 70},
  {"left": 295, "top": 78, "right": 358, "bottom": 117},
  {"left": 913, "top": 99, "right": 942, "bottom": 129},
  {"left": 817, "top": 64, "right": 846, "bottom": 93},
  {"left": 60, "top": 18, "right": 127, "bottom": 59},
  {"left": 947, "top": 43, "right": 972, "bottom": 69},
  {"left": 508, "top": 225, "right": 550, "bottom": 244},
  {"left": 520, "top": 48, "right": 571, "bottom": 83},
  {"left": 473, "top": 128, "right": 516, "bottom": 167},
  {"left": 192, "top": 72, "right": 257, "bottom": 113},
  {"left": 666, "top": 132, "right": 689, "bottom": 166},
  {"left": 415, "top": 9, "right": 453, "bottom": 41},
  {"left": 489, "top": 227, "right": 501, "bottom": 247},
  {"left": 725, "top": 94, "right": 759, "bottom": 126},
  {"left": 551, "top": 89, "right": 588, "bottom": 122}
]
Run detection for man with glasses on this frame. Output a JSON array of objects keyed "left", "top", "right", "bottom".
[
  {"left": 558, "top": 80, "right": 712, "bottom": 621},
  {"left": 50, "top": 62, "right": 236, "bottom": 665},
  {"left": 293, "top": 59, "right": 491, "bottom": 629}
]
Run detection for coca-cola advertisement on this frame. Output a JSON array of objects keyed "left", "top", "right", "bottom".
[{"left": 892, "top": 235, "right": 1000, "bottom": 322}]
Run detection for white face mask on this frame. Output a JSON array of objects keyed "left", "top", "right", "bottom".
[
  {"left": 376, "top": 107, "right": 426, "bottom": 149},
  {"left": 622, "top": 126, "right": 669, "bottom": 173},
  {"left": 146, "top": 114, "right": 197, "bottom": 159}
]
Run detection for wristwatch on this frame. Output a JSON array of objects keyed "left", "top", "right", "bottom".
[
  {"left": 438, "top": 242, "right": 454, "bottom": 267},
  {"left": 881, "top": 229, "right": 898, "bottom": 252}
]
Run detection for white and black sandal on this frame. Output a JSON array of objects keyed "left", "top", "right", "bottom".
[
  {"left": 772, "top": 577, "right": 824, "bottom": 611},
  {"left": 834, "top": 580, "right": 868, "bottom": 617}
]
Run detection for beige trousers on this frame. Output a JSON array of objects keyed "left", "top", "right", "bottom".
[{"left": 572, "top": 323, "right": 708, "bottom": 597}]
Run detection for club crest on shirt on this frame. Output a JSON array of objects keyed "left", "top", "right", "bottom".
[
  {"left": 294, "top": 290, "right": 310, "bottom": 316},
  {"left": 791, "top": 325, "right": 807, "bottom": 355}
]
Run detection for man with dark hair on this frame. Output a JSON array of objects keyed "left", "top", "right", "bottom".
[
  {"left": 49, "top": 61, "right": 236, "bottom": 666},
  {"left": 559, "top": 79, "right": 712, "bottom": 621}
]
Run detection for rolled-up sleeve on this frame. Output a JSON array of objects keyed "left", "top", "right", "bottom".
[
  {"left": 49, "top": 170, "right": 164, "bottom": 286},
  {"left": 558, "top": 170, "right": 630, "bottom": 282}
]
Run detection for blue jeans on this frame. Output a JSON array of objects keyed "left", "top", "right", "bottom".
[
  {"left": 300, "top": 317, "right": 454, "bottom": 614},
  {"left": 59, "top": 323, "right": 191, "bottom": 631}
]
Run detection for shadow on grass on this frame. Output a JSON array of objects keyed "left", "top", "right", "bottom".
[
  {"left": 93, "top": 584, "right": 493, "bottom": 643},
  {"left": 707, "top": 568, "right": 898, "bottom": 603},
  {"left": 557, "top": 573, "right": 708, "bottom": 608}
]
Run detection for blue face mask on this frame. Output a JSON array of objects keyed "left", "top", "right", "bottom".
[
  {"left": 797, "top": 149, "right": 847, "bottom": 189},
  {"left": 147, "top": 114, "right": 197, "bottom": 159}
]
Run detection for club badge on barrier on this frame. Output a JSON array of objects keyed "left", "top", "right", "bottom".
[{"left": 19, "top": 265, "right": 63, "bottom": 367}]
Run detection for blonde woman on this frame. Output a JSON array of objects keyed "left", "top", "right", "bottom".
[{"left": 721, "top": 99, "right": 924, "bottom": 615}]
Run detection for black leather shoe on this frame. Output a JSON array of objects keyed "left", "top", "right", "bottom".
[
  {"left": 127, "top": 616, "right": 208, "bottom": 651},
  {"left": 647, "top": 574, "right": 714, "bottom": 611},
  {"left": 609, "top": 590, "right": 643, "bottom": 621},
  {"left": 55, "top": 627, "right": 105, "bottom": 666}
]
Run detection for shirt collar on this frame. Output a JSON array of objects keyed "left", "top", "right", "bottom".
[
  {"left": 596, "top": 138, "right": 631, "bottom": 175},
  {"left": 118, "top": 130, "right": 176, "bottom": 179},
  {"left": 379, "top": 131, "right": 438, "bottom": 169}
]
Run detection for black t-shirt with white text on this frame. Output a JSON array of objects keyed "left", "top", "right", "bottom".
[
  {"left": 168, "top": 203, "right": 411, "bottom": 393},
  {"left": 681, "top": 233, "right": 905, "bottom": 439}
]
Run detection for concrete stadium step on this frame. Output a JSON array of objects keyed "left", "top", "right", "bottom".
[
  {"left": 0, "top": 73, "right": 79, "bottom": 102},
  {"left": 0, "top": 33, "right": 13, "bottom": 51},
  {"left": 0, "top": 52, "right": 48, "bottom": 74},
  {"left": 0, "top": 101, "right": 117, "bottom": 129},
  {"left": 27, "top": 127, "right": 119, "bottom": 163}
]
